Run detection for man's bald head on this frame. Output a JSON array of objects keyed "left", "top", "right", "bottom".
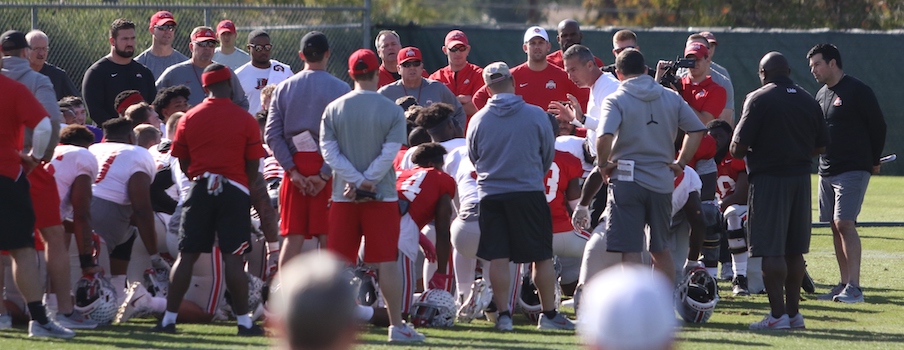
[
  {"left": 556, "top": 19, "right": 583, "bottom": 51},
  {"left": 558, "top": 19, "right": 579, "bottom": 31},
  {"left": 759, "top": 51, "right": 790, "bottom": 84}
]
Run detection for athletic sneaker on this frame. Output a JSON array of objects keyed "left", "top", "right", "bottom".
[
  {"left": 149, "top": 322, "right": 176, "bottom": 334},
  {"left": 388, "top": 323, "right": 425, "bottom": 342},
  {"left": 0, "top": 314, "right": 11, "bottom": 329},
  {"left": 56, "top": 310, "right": 99, "bottom": 329},
  {"left": 494, "top": 314, "right": 513, "bottom": 332},
  {"left": 816, "top": 283, "right": 846, "bottom": 301},
  {"left": 237, "top": 323, "right": 265, "bottom": 336},
  {"left": 458, "top": 279, "right": 492, "bottom": 323},
  {"left": 789, "top": 313, "right": 806, "bottom": 329},
  {"left": 117, "top": 281, "right": 153, "bottom": 323},
  {"left": 749, "top": 313, "right": 790, "bottom": 330},
  {"left": 28, "top": 320, "right": 76, "bottom": 339},
  {"left": 537, "top": 312, "right": 576, "bottom": 330},
  {"left": 833, "top": 284, "right": 864, "bottom": 303},
  {"left": 732, "top": 275, "right": 751, "bottom": 296}
]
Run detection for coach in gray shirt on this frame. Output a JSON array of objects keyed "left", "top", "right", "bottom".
[
  {"left": 135, "top": 10, "right": 188, "bottom": 79},
  {"left": 378, "top": 46, "right": 466, "bottom": 130},
  {"left": 155, "top": 26, "right": 248, "bottom": 110}
]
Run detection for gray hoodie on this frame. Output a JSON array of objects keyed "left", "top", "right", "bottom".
[
  {"left": 2, "top": 56, "right": 61, "bottom": 157},
  {"left": 598, "top": 74, "right": 705, "bottom": 194},
  {"left": 467, "top": 93, "right": 554, "bottom": 198}
]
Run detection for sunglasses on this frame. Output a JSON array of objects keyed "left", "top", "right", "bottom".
[
  {"left": 248, "top": 44, "right": 273, "bottom": 52},
  {"left": 401, "top": 61, "right": 422, "bottom": 68},
  {"left": 154, "top": 25, "right": 176, "bottom": 32},
  {"left": 448, "top": 45, "right": 467, "bottom": 53},
  {"left": 193, "top": 41, "right": 217, "bottom": 48},
  {"left": 614, "top": 45, "right": 636, "bottom": 54}
]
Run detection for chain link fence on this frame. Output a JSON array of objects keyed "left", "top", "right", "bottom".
[{"left": 0, "top": 2, "right": 372, "bottom": 92}]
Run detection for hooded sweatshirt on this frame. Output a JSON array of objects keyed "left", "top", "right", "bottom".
[
  {"left": 2, "top": 56, "right": 61, "bottom": 157},
  {"left": 598, "top": 74, "right": 705, "bottom": 194},
  {"left": 467, "top": 93, "right": 554, "bottom": 198}
]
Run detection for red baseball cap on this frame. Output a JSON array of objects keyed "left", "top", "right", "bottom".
[
  {"left": 684, "top": 42, "right": 709, "bottom": 58},
  {"left": 191, "top": 28, "right": 218, "bottom": 43},
  {"left": 149, "top": 11, "right": 176, "bottom": 30},
  {"left": 397, "top": 47, "right": 422, "bottom": 65},
  {"left": 445, "top": 30, "right": 468, "bottom": 48},
  {"left": 348, "top": 49, "right": 379, "bottom": 75},
  {"left": 217, "top": 20, "right": 236, "bottom": 35}
]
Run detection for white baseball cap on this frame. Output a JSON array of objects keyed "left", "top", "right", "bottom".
[
  {"left": 523, "top": 26, "right": 549, "bottom": 43},
  {"left": 578, "top": 264, "right": 677, "bottom": 350}
]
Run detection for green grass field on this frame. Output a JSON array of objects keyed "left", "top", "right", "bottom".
[{"left": 1, "top": 175, "right": 902, "bottom": 349}]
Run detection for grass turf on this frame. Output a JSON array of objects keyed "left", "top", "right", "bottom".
[{"left": 1, "top": 175, "right": 902, "bottom": 349}]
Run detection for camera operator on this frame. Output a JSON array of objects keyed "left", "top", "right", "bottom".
[
  {"left": 656, "top": 42, "right": 726, "bottom": 126},
  {"left": 679, "top": 34, "right": 735, "bottom": 126}
]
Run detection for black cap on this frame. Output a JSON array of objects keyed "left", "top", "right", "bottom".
[
  {"left": 300, "top": 31, "right": 328, "bottom": 53},
  {"left": 1, "top": 30, "right": 29, "bottom": 52}
]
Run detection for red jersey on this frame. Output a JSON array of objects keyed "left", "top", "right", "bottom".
[
  {"left": 544, "top": 151, "right": 583, "bottom": 233},
  {"left": 378, "top": 65, "right": 428, "bottom": 89},
  {"left": 472, "top": 62, "right": 589, "bottom": 112},
  {"left": 680, "top": 76, "right": 727, "bottom": 120},
  {"left": 715, "top": 154, "right": 747, "bottom": 200},
  {"left": 0, "top": 75, "right": 49, "bottom": 180},
  {"left": 546, "top": 50, "right": 604, "bottom": 69},
  {"left": 393, "top": 145, "right": 409, "bottom": 172},
  {"left": 687, "top": 134, "right": 717, "bottom": 170},
  {"left": 171, "top": 98, "right": 266, "bottom": 187},
  {"left": 396, "top": 167, "right": 456, "bottom": 228},
  {"left": 429, "top": 63, "right": 485, "bottom": 98}
]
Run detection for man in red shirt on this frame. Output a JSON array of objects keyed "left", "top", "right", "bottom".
[
  {"left": 545, "top": 150, "right": 585, "bottom": 258},
  {"left": 662, "top": 42, "right": 727, "bottom": 125},
  {"left": 429, "top": 30, "right": 484, "bottom": 119},
  {"left": 156, "top": 64, "right": 266, "bottom": 336},
  {"left": 546, "top": 19, "right": 604, "bottom": 69},
  {"left": 472, "top": 26, "right": 589, "bottom": 112},
  {"left": 0, "top": 63, "right": 74, "bottom": 338}
]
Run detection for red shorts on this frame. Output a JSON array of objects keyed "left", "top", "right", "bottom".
[
  {"left": 29, "top": 166, "right": 62, "bottom": 229},
  {"left": 280, "top": 152, "right": 331, "bottom": 237},
  {"left": 327, "top": 201, "right": 400, "bottom": 264}
]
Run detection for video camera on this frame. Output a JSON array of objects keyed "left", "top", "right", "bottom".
[{"left": 658, "top": 57, "right": 696, "bottom": 92}]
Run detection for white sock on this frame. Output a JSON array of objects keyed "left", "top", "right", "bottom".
[
  {"left": 706, "top": 267, "right": 718, "bottom": 277},
  {"left": 356, "top": 305, "right": 374, "bottom": 322},
  {"left": 150, "top": 297, "right": 167, "bottom": 314},
  {"left": 111, "top": 275, "right": 128, "bottom": 291},
  {"left": 732, "top": 255, "right": 748, "bottom": 276},
  {"left": 162, "top": 311, "right": 178, "bottom": 326},
  {"left": 237, "top": 314, "right": 252, "bottom": 328}
]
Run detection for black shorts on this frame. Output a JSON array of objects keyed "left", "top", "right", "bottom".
[
  {"left": 748, "top": 174, "right": 811, "bottom": 257},
  {"left": 179, "top": 178, "right": 252, "bottom": 256},
  {"left": 476, "top": 191, "right": 553, "bottom": 263},
  {"left": 0, "top": 172, "right": 36, "bottom": 250}
]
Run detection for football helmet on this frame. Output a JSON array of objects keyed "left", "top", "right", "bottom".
[
  {"left": 220, "top": 272, "right": 267, "bottom": 319},
  {"left": 517, "top": 275, "right": 562, "bottom": 323},
  {"left": 675, "top": 267, "right": 719, "bottom": 323},
  {"left": 144, "top": 267, "right": 169, "bottom": 298},
  {"left": 74, "top": 274, "right": 119, "bottom": 324},
  {"left": 352, "top": 267, "right": 380, "bottom": 307},
  {"left": 411, "top": 289, "right": 456, "bottom": 328}
]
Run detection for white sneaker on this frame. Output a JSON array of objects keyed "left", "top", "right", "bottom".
[
  {"left": 833, "top": 284, "right": 864, "bottom": 303},
  {"left": 56, "top": 310, "right": 99, "bottom": 329},
  {"left": 789, "top": 313, "right": 805, "bottom": 329},
  {"left": 388, "top": 323, "right": 425, "bottom": 342},
  {"left": 0, "top": 314, "right": 11, "bottom": 329},
  {"left": 494, "top": 313, "right": 513, "bottom": 332},
  {"left": 749, "top": 313, "right": 790, "bottom": 330},
  {"left": 537, "top": 312, "right": 575, "bottom": 330},
  {"left": 28, "top": 320, "right": 76, "bottom": 339},
  {"left": 458, "top": 279, "right": 492, "bottom": 323},
  {"left": 116, "top": 281, "right": 153, "bottom": 323}
]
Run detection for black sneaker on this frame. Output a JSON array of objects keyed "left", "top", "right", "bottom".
[
  {"left": 732, "top": 275, "right": 750, "bottom": 296},
  {"left": 237, "top": 323, "right": 264, "bottom": 336},
  {"left": 150, "top": 322, "right": 176, "bottom": 334}
]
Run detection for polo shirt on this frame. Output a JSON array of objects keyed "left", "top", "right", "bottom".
[
  {"left": 680, "top": 76, "right": 726, "bottom": 120},
  {"left": 0, "top": 75, "right": 47, "bottom": 179},
  {"left": 429, "top": 63, "right": 485, "bottom": 97},
  {"left": 472, "top": 62, "right": 589, "bottom": 112},
  {"left": 171, "top": 98, "right": 266, "bottom": 187}
]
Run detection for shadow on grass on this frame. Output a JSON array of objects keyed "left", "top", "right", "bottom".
[{"left": 0, "top": 322, "right": 268, "bottom": 349}]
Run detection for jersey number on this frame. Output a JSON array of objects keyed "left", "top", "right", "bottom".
[
  {"left": 400, "top": 170, "right": 427, "bottom": 202},
  {"left": 544, "top": 163, "right": 560, "bottom": 202},
  {"left": 95, "top": 152, "right": 119, "bottom": 184},
  {"left": 716, "top": 175, "right": 736, "bottom": 200}
]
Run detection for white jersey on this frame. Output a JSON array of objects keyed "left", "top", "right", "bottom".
[
  {"left": 672, "top": 166, "right": 702, "bottom": 217},
  {"left": 235, "top": 60, "right": 293, "bottom": 115},
  {"left": 398, "top": 137, "right": 466, "bottom": 172},
  {"left": 445, "top": 146, "right": 479, "bottom": 209},
  {"left": 148, "top": 141, "right": 180, "bottom": 201},
  {"left": 48, "top": 145, "right": 99, "bottom": 220},
  {"left": 555, "top": 135, "right": 593, "bottom": 177},
  {"left": 89, "top": 142, "right": 156, "bottom": 205}
]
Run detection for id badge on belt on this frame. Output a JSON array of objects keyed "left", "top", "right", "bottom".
[{"left": 615, "top": 159, "right": 635, "bottom": 182}]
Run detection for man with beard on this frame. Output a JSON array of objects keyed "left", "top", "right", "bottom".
[
  {"left": 82, "top": 19, "right": 157, "bottom": 126},
  {"left": 156, "top": 27, "right": 248, "bottom": 110},
  {"left": 135, "top": 11, "right": 189, "bottom": 80},
  {"left": 25, "top": 30, "right": 80, "bottom": 100},
  {"left": 236, "top": 29, "right": 293, "bottom": 115},
  {"left": 546, "top": 19, "right": 603, "bottom": 69}
]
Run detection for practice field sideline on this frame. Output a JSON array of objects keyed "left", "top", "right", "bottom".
[{"left": 1, "top": 175, "right": 901, "bottom": 349}]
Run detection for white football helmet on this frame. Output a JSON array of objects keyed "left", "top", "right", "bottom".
[
  {"left": 675, "top": 267, "right": 719, "bottom": 323},
  {"left": 411, "top": 289, "right": 456, "bottom": 328},
  {"left": 144, "top": 267, "right": 169, "bottom": 298},
  {"left": 74, "top": 274, "right": 119, "bottom": 324}
]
